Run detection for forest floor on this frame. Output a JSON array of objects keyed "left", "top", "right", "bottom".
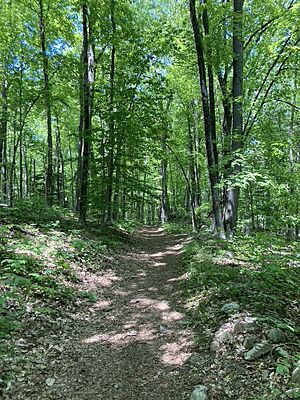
[
  {"left": 1, "top": 204, "right": 299, "bottom": 399},
  {"left": 1, "top": 213, "right": 198, "bottom": 399}
]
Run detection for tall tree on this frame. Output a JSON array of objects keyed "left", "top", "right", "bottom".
[
  {"left": 0, "top": 78, "right": 8, "bottom": 201},
  {"left": 223, "top": 0, "right": 244, "bottom": 235},
  {"left": 105, "top": 0, "right": 116, "bottom": 224},
  {"left": 38, "top": 0, "right": 53, "bottom": 206},
  {"left": 76, "top": 2, "right": 95, "bottom": 223},
  {"left": 189, "top": 0, "right": 225, "bottom": 239}
]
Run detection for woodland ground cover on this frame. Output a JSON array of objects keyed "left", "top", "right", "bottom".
[
  {"left": 0, "top": 202, "right": 299, "bottom": 399},
  {"left": 183, "top": 232, "right": 300, "bottom": 399},
  {"left": 0, "top": 201, "right": 126, "bottom": 386}
]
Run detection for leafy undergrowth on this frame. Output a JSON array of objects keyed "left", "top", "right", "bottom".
[
  {"left": 0, "top": 199, "right": 129, "bottom": 393},
  {"left": 163, "top": 222, "right": 194, "bottom": 235},
  {"left": 183, "top": 232, "right": 300, "bottom": 399}
]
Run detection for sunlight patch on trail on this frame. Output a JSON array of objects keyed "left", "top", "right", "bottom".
[{"left": 160, "top": 336, "right": 192, "bottom": 366}]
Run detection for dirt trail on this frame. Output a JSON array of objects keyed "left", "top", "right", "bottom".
[{"left": 20, "top": 227, "right": 196, "bottom": 399}]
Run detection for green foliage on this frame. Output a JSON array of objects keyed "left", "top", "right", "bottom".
[
  {"left": 184, "top": 233, "right": 300, "bottom": 332},
  {"left": 114, "top": 220, "right": 142, "bottom": 233},
  {"left": 0, "top": 202, "right": 129, "bottom": 345},
  {"left": 163, "top": 222, "right": 193, "bottom": 234},
  {"left": 0, "top": 198, "right": 66, "bottom": 225}
]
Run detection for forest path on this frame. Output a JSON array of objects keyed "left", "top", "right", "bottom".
[{"left": 34, "top": 227, "right": 196, "bottom": 399}]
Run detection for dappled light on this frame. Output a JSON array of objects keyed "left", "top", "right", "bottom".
[
  {"left": 78, "top": 227, "right": 194, "bottom": 379},
  {"left": 80, "top": 270, "right": 122, "bottom": 290},
  {"left": 82, "top": 326, "right": 158, "bottom": 346},
  {"left": 160, "top": 335, "right": 193, "bottom": 366},
  {"left": 93, "top": 300, "right": 112, "bottom": 310}
]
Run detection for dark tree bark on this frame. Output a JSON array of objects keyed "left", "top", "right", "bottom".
[
  {"left": 189, "top": 0, "right": 225, "bottom": 238},
  {"left": 106, "top": 0, "right": 116, "bottom": 224},
  {"left": 201, "top": 1, "right": 219, "bottom": 176},
  {"left": 19, "top": 132, "right": 23, "bottom": 199},
  {"left": 160, "top": 134, "right": 168, "bottom": 224},
  {"left": 19, "top": 64, "right": 24, "bottom": 199},
  {"left": 68, "top": 143, "right": 75, "bottom": 208},
  {"left": 112, "top": 142, "right": 122, "bottom": 221},
  {"left": 287, "top": 73, "right": 297, "bottom": 238},
  {"left": 140, "top": 169, "right": 147, "bottom": 224},
  {"left": 76, "top": 3, "right": 95, "bottom": 224},
  {"left": 33, "top": 159, "right": 36, "bottom": 196},
  {"left": 187, "top": 110, "right": 198, "bottom": 231},
  {"left": 191, "top": 100, "right": 201, "bottom": 207},
  {"left": 55, "top": 117, "right": 65, "bottom": 207},
  {"left": 223, "top": 0, "right": 244, "bottom": 235},
  {"left": 0, "top": 78, "right": 8, "bottom": 201},
  {"left": 38, "top": 0, "right": 53, "bottom": 206}
]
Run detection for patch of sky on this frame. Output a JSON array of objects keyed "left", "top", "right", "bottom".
[
  {"left": 66, "top": 9, "right": 82, "bottom": 35},
  {"left": 48, "top": 38, "right": 72, "bottom": 57},
  {"left": 24, "top": 22, "right": 36, "bottom": 37}
]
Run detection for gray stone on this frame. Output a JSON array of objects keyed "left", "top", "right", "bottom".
[
  {"left": 210, "top": 329, "right": 233, "bottom": 353},
  {"left": 191, "top": 385, "right": 208, "bottom": 400},
  {"left": 210, "top": 341, "right": 219, "bottom": 353},
  {"left": 274, "top": 347, "right": 289, "bottom": 358},
  {"left": 243, "top": 336, "right": 257, "bottom": 350},
  {"left": 291, "top": 367, "right": 300, "bottom": 385},
  {"left": 234, "top": 318, "right": 260, "bottom": 333},
  {"left": 244, "top": 341, "right": 272, "bottom": 361},
  {"left": 159, "top": 324, "right": 168, "bottom": 334},
  {"left": 267, "top": 328, "right": 286, "bottom": 344},
  {"left": 221, "top": 302, "right": 240, "bottom": 314},
  {"left": 219, "top": 331, "right": 233, "bottom": 343},
  {"left": 225, "top": 251, "right": 234, "bottom": 259}
]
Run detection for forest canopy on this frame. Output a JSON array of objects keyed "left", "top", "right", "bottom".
[{"left": 0, "top": 0, "right": 299, "bottom": 236}]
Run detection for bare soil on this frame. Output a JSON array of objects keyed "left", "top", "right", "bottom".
[{"left": 4, "top": 227, "right": 198, "bottom": 400}]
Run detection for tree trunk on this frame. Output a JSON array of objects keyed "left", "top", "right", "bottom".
[
  {"left": 0, "top": 78, "right": 8, "bottom": 202},
  {"left": 202, "top": 1, "right": 219, "bottom": 176},
  {"left": 112, "top": 141, "right": 122, "bottom": 221},
  {"left": 19, "top": 133, "right": 23, "bottom": 199},
  {"left": 38, "top": 0, "right": 53, "bottom": 206},
  {"left": 140, "top": 169, "right": 147, "bottom": 224},
  {"left": 19, "top": 67, "right": 23, "bottom": 200},
  {"left": 189, "top": 0, "right": 225, "bottom": 239},
  {"left": 76, "top": 3, "right": 95, "bottom": 224},
  {"left": 223, "top": 0, "right": 244, "bottom": 236},
  {"left": 160, "top": 134, "right": 168, "bottom": 224},
  {"left": 287, "top": 72, "right": 297, "bottom": 238},
  {"left": 191, "top": 100, "right": 201, "bottom": 207},
  {"left": 10, "top": 115, "right": 19, "bottom": 206},
  {"left": 24, "top": 141, "right": 29, "bottom": 197},
  {"left": 106, "top": 0, "right": 116, "bottom": 224},
  {"left": 33, "top": 159, "right": 36, "bottom": 196},
  {"left": 55, "top": 117, "right": 65, "bottom": 207},
  {"left": 187, "top": 110, "right": 198, "bottom": 230}
]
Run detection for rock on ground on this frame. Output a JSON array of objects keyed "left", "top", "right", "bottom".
[
  {"left": 243, "top": 336, "right": 257, "bottom": 350},
  {"left": 291, "top": 366, "right": 300, "bottom": 384},
  {"left": 267, "top": 328, "right": 286, "bottom": 343},
  {"left": 244, "top": 341, "right": 272, "bottom": 361},
  {"left": 234, "top": 317, "right": 260, "bottom": 333},
  {"left": 191, "top": 385, "right": 208, "bottom": 400}
]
